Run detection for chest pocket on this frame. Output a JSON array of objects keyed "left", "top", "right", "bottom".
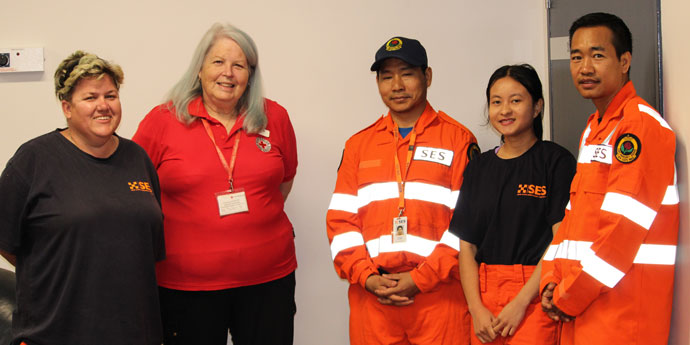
[
  {"left": 357, "top": 156, "right": 393, "bottom": 187},
  {"left": 578, "top": 162, "right": 609, "bottom": 195},
  {"left": 576, "top": 160, "right": 642, "bottom": 197}
]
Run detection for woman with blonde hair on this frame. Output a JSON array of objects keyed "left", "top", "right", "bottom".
[
  {"left": 134, "top": 23, "right": 298, "bottom": 345},
  {"left": 0, "top": 51, "right": 164, "bottom": 345}
]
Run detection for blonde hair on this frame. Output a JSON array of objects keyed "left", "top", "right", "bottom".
[
  {"left": 54, "top": 51, "right": 124, "bottom": 101},
  {"left": 166, "top": 23, "right": 266, "bottom": 133}
]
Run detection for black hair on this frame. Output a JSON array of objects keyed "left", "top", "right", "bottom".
[
  {"left": 485, "top": 64, "right": 543, "bottom": 141},
  {"left": 569, "top": 12, "right": 632, "bottom": 59},
  {"left": 375, "top": 62, "right": 428, "bottom": 78}
]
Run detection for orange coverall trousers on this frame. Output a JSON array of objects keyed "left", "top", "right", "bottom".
[
  {"left": 472, "top": 264, "right": 558, "bottom": 345},
  {"left": 348, "top": 278, "right": 470, "bottom": 345}
]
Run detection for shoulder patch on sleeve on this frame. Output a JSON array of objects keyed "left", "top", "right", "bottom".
[
  {"left": 467, "top": 143, "right": 481, "bottom": 161},
  {"left": 614, "top": 133, "right": 641, "bottom": 164}
]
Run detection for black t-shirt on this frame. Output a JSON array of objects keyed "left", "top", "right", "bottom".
[
  {"left": 0, "top": 130, "right": 165, "bottom": 345},
  {"left": 449, "top": 140, "right": 576, "bottom": 265}
]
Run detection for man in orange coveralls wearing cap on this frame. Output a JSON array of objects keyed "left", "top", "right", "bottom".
[
  {"left": 326, "top": 36, "right": 479, "bottom": 345},
  {"left": 540, "top": 12, "right": 679, "bottom": 345}
]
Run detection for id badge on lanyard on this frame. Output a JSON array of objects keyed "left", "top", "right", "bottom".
[
  {"left": 215, "top": 189, "right": 248, "bottom": 216},
  {"left": 202, "top": 119, "right": 249, "bottom": 217},
  {"left": 392, "top": 126, "right": 416, "bottom": 244}
]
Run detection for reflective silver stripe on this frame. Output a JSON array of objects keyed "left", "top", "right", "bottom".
[
  {"left": 578, "top": 125, "right": 592, "bottom": 158},
  {"left": 662, "top": 185, "right": 679, "bottom": 205},
  {"left": 662, "top": 167, "right": 679, "bottom": 205},
  {"left": 544, "top": 240, "right": 676, "bottom": 265},
  {"left": 449, "top": 190, "right": 460, "bottom": 209},
  {"left": 328, "top": 181, "right": 455, "bottom": 215},
  {"left": 565, "top": 201, "right": 571, "bottom": 210},
  {"left": 366, "top": 234, "right": 452, "bottom": 258},
  {"left": 581, "top": 249, "right": 624, "bottom": 288},
  {"left": 543, "top": 244, "right": 558, "bottom": 261},
  {"left": 330, "top": 231, "right": 365, "bottom": 260},
  {"left": 439, "top": 230, "right": 460, "bottom": 251},
  {"left": 328, "top": 193, "right": 360, "bottom": 213},
  {"left": 600, "top": 192, "right": 656, "bottom": 230},
  {"left": 405, "top": 182, "right": 456, "bottom": 208},
  {"left": 544, "top": 240, "right": 593, "bottom": 262},
  {"left": 638, "top": 104, "right": 672, "bottom": 130},
  {"left": 633, "top": 244, "right": 676, "bottom": 264},
  {"left": 358, "top": 182, "right": 398, "bottom": 208}
]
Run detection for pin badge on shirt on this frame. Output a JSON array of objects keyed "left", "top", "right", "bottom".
[{"left": 256, "top": 137, "right": 271, "bottom": 152}]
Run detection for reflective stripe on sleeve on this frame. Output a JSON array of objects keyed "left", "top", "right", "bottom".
[
  {"left": 545, "top": 240, "right": 676, "bottom": 265},
  {"left": 600, "top": 192, "right": 656, "bottom": 230},
  {"left": 638, "top": 104, "right": 672, "bottom": 130},
  {"left": 439, "top": 230, "right": 460, "bottom": 251},
  {"left": 330, "top": 231, "right": 365, "bottom": 260},
  {"left": 633, "top": 244, "right": 676, "bottom": 265},
  {"left": 662, "top": 185, "right": 679, "bottom": 205},
  {"left": 581, "top": 249, "right": 625, "bottom": 288},
  {"left": 565, "top": 201, "right": 571, "bottom": 210},
  {"left": 543, "top": 240, "right": 593, "bottom": 262},
  {"left": 449, "top": 190, "right": 460, "bottom": 209},
  {"left": 543, "top": 244, "right": 558, "bottom": 261},
  {"left": 328, "top": 193, "right": 360, "bottom": 213}
]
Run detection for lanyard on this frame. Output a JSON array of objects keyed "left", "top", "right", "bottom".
[
  {"left": 201, "top": 118, "right": 241, "bottom": 191},
  {"left": 393, "top": 126, "right": 417, "bottom": 216}
]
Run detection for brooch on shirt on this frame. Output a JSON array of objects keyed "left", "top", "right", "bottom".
[{"left": 256, "top": 137, "right": 271, "bottom": 152}]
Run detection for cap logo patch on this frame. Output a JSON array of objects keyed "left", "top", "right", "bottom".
[
  {"left": 386, "top": 38, "right": 403, "bottom": 51},
  {"left": 614, "top": 133, "right": 641, "bottom": 163}
]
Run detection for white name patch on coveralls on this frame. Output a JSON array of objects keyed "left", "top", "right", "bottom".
[
  {"left": 578, "top": 144, "right": 612, "bottom": 164},
  {"left": 413, "top": 146, "right": 453, "bottom": 167}
]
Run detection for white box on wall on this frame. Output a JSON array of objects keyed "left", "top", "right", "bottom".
[{"left": 0, "top": 47, "right": 44, "bottom": 73}]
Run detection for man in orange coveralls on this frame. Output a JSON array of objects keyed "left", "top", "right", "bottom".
[
  {"left": 326, "top": 36, "right": 478, "bottom": 345},
  {"left": 540, "top": 12, "right": 679, "bottom": 345}
]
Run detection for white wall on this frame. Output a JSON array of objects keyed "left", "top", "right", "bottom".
[
  {"left": 0, "top": 1, "right": 548, "bottom": 344},
  {"left": 662, "top": 0, "right": 690, "bottom": 344}
]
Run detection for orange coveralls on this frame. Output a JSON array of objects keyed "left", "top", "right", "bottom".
[
  {"left": 327, "top": 102, "right": 476, "bottom": 345},
  {"left": 540, "top": 82, "right": 679, "bottom": 345},
  {"left": 476, "top": 264, "right": 558, "bottom": 345}
]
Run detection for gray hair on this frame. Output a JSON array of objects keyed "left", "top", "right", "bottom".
[
  {"left": 166, "top": 23, "right": 266, "bottom": 133},
  {"left": 54, "top": 51, "right": 124, "bottom": 102}
]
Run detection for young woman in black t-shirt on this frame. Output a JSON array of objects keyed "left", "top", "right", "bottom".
[{"left": 450, "top": 64, "right": 576, "bottom": 345}]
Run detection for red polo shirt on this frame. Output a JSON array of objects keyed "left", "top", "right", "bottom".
[{"left": 134, "top": 97, "right": 297, "bottom": 290}]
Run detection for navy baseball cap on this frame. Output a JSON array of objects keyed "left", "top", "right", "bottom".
[{"left": 370, "top": 36, "right": 428, "bottom": 71}]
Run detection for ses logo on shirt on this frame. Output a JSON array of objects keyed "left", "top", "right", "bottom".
[
  {"left": 517, "top": 184, "right": 547, "bottom": 198},
  {"left": 413, "top": 146, "right": 454, "bottom": 167},
  {"left": 128, "top": 181, "right": 153, "bottom": 193}
]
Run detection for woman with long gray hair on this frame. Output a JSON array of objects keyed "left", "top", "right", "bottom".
[{"left": 133, "top": 23, "right": 298, "bottom": 345}]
